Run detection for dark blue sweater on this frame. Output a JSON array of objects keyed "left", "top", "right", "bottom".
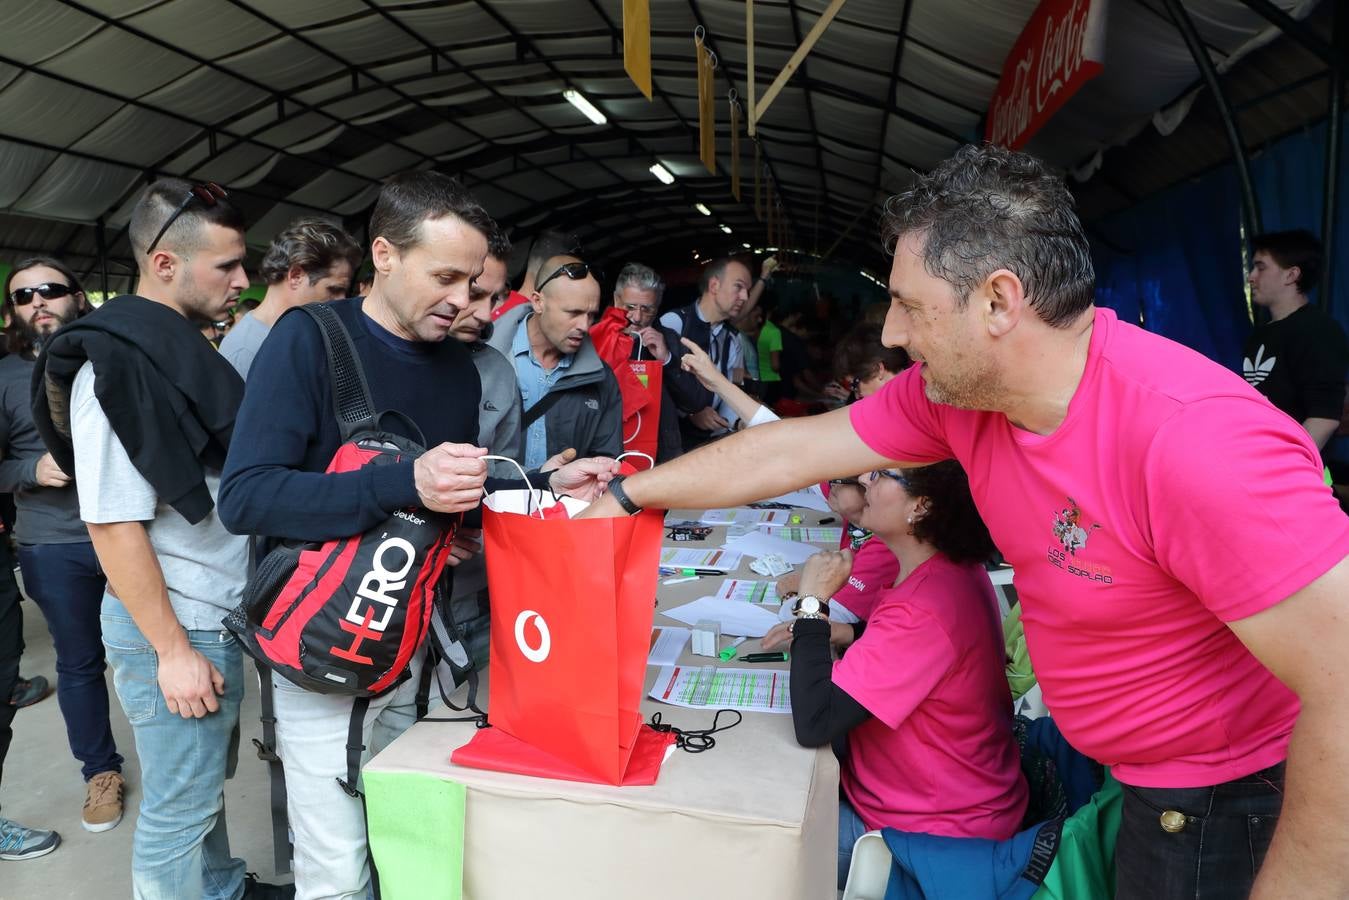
[{"left": 219, "top": 298, "right": 482, "bottom": 543}]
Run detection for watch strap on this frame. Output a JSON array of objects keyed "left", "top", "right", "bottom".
[{"left": 607, "top": 475, "right": 642, "bottom": 515}]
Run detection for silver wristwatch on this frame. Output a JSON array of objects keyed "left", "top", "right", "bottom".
[{"left": 792, "top": 595, "right": 830, "bottom": 619}]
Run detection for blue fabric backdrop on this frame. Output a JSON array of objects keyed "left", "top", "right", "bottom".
[{"left": 1089, "top": 115, "right": 1349, "bottom": 373}]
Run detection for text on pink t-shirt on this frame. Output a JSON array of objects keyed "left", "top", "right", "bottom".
[{"left": 831, "top": 537, "right": 899, "bottom": 622}]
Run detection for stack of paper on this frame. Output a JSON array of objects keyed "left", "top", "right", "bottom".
[
  {"left": 662, "top": 596, "right": 782, "bottom": 637},
  {"left": 722, "top": 531, "right": 820, "bottom": 565}
]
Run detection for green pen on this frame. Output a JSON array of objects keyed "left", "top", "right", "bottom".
[{"left": 719, "top": 637, "right": 747, "bottom": 662}]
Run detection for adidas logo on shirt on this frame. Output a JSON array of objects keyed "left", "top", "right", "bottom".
[{"left": 1242, "top": 345, "right": 1276, "bottom": 386}]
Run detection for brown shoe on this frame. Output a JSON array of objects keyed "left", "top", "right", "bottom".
[{"left": 82, "top": 771, "right": 124, "bottom": 833}]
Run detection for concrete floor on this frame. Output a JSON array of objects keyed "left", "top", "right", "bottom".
[{"left": 1, "top": 587, "right": 289, "bottom": 899}]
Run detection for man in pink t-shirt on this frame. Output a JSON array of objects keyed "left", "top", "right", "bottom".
[{"left": 584, "top": 146, "right": 1349, "bottom": 899}]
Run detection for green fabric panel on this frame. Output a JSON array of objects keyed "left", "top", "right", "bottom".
[
  {"left": 365, "top": 769, "right": 466, "bottom": 900},
  {"left": 1004, "top": 604, "right": 1037, "bottom": 700},
  {"left": 1032, "top": 774, "right": 1122, "bottom": 900}
]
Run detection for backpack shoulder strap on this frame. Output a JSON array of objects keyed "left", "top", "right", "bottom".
[
  {"left": 297, "top": 303, "right": 377, "bottom": 442},
  {"left": 521, "top": 388, "right": 567, "bottom": 428}
]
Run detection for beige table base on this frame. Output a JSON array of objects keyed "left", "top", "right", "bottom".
[{"left": 366, "top": 508, "right": 842, "bottom": 899}]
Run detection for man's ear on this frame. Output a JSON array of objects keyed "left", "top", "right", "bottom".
[
  {"left": 982, "top": 268, "right": 1026, "bottom": 338},
  {"left": 1285, "top": 265, "right": 1301, "bottom": 289},
  {"left": 371, "top": 236, "right": 397, "bottom": 275},
  {"left": 287, "top": 263, "right": 308, "bottom": 290}
]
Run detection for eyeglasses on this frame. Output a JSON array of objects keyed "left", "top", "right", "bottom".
[
  {"left": 145, "top": 182, "right": 228, "bottom": 255},
  {"left": 536, "top": 261, "right": 594, "bottom": 293},
  {"left": 868, "top": 469, "right": 911, "bottom": 488},
  {"left": 8, "top": 282, "right": 74, "bottom": 306}
]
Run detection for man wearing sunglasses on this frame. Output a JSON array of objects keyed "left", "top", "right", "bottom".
[
  {"left": 487, "top": 253, "right": 623, "bottom": 467},
  {"left": 29, "top": 179, "right": 291, "bottom": 896},
  {"left": 1, "top": 257, "right": 132, "bottom": 853},
  {"left": 585, "top": 145, "right": 1349, "bottom": 899}
]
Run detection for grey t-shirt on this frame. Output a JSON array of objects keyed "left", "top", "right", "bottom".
[
  {"left": 219, "top": 311, "right": 271, "bottom": 378},
  {"left": 71, "top": 362, "right": 248, "bottom": 629}
]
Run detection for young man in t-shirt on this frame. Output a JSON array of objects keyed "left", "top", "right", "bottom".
[
  {"left": 1242, "top": 229, "right": 1348, "bottom": 454},
  {"left": 35, "top": 179, "right": 286, "bottom": 896},
  {"left": 583, "top": 145, "right": 1349, "bottom": 899}
]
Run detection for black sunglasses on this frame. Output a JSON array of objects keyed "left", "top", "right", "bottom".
[
  {"left": 9, "top": 282, "right": 74, "bottom": 306},
  {"left": 536, "top": 261, "right": 597, "bottom": 293},
  {"left": 145, "top": 182, "right": 228, "bottom": 255}
]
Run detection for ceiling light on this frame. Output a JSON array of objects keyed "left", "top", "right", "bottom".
[
  {"left": 720, "top": 224, "right": 733, "bottom": 234},
  {"left": 693, "top": 251, "right": 700, "bottom": 259},
  {"left": 649, "top": 163, "right": 675, "bottom": 184},
  {"left": 695, "top": 203, "right": 712, "bottom": 216},
  {"left": 563, "top": 89, "right": 607, "bottom": 125},
  {"left": 742, "top": 242, "right": 751, "bottom": 249}
]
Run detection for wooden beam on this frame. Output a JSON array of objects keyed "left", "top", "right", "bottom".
[
  {"left": 746, "top": 0, "right": 756, "bottom": 137},
  {"left": 752, "top": 0, "right": 847, "bottom": 125}
]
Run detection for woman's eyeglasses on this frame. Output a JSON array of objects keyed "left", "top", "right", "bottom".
[
  {"left": 536, "top": 261, "right": 595, "bottom": 293},
  {"left": 145, "top": 182, "right": 228, "bottom": 255},
  {"left": 868, "top": 469, "right": 911, "bottom": 488},
  {"left": 9, "top": 282, "right": 74, "bottom": 306}
]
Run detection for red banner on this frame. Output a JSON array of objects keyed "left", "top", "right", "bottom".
[{"left": 985, "top": 0, "right": 1108, "bottom": 150}]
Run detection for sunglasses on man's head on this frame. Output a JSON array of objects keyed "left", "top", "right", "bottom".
[
  {"left": 536, "top": 261, "right": 596, "bottom": 293},
  {"left": 145, "top": 182, "right": 228, "bottom": 255},
  {"left": 9, "top": 282, "right": 74, "bottom": 306}
]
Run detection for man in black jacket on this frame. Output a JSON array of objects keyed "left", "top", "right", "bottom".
[{"left": 487, "top": 255, "right": 623, "bottom": 467}]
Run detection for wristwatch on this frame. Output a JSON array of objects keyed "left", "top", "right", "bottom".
[
  {"left": 792, "top": 595, "right": 830, "bottom": 619},
  {"left": 607, "top": 475, "right": 642, "bottom": 515}
]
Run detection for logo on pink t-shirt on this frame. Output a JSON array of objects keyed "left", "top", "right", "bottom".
[{"left": 1047, "top": 497, "right": 1113, "bottom": 584}]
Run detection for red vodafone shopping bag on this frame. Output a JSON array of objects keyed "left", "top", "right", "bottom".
[
  {"left": 451, "top": 487, "right": 673, "bottom": 784},
  {"left": 621, "top": 360, "right": 662, "bottom": 469}
]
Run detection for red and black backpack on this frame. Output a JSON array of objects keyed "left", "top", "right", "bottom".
[{"left": 225, "top": 302, "right": 459, "bottom": 700}]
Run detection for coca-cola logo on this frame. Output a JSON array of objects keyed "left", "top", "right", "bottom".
[{"left": 987, "top": 0, "right": 1104, "bottom": 149}]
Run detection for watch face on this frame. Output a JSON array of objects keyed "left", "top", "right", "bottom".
[{"left": 798, "top": 596, "right": 821, "bottom": 616}]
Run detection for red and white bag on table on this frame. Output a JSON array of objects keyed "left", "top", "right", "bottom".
[{"left": 451, "top": 462, "right": 673, "bottom": 785}]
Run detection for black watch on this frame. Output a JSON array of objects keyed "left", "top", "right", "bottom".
[{"left": 607, "top": 475, "right": 642, "bottom": 515}]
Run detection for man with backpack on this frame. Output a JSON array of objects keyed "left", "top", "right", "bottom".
[
  {"left": 31, "top": 178, "right": 286, "bottom": 897},
  {"left": 218, "top": 171, "right": 616, "bottom": 900}
]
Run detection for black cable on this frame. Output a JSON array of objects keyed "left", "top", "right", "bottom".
[{"left": 648, "top": 709, "right": 743, "bottom": 753}]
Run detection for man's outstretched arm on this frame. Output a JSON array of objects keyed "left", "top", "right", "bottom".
[{"left": 581, "top": 405, "right": 919, "bottom": 516}]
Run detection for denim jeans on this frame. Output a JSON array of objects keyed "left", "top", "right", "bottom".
[
  {"left": 0, "top": 539, "right": 21, "bottom": 793},
  {"left": 270, "top": 656, "right": 425, "bottom": 900},
  {"left": 18, "top": 541, "right": 122, "bottom": 781},
  {"left": 101, "top": 595, "right": 246, "bottom": 900},
  {"left": 838, "top": 796, "right": 871, "bottom": 890},
  {"left": 1115, "top": 763, "right": 1285, "bottom": 900}
]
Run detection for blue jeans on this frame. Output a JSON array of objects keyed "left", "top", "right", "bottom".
[
  {"left": 838, "top": 796, "right": 870, "bottom": 889},
  {"left": 1115, "top": 762, "right": 1284, "bottom": 900},
  {"left": 18, "top": 542, "right": 122, "bottom": 781},
  {"left": 102, "top": 596, "right": 246, "bottom": 900}
]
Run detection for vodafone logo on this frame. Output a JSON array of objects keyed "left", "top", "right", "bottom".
[{"left": 513, "top": 610, "right": 551, "bottom": 663}]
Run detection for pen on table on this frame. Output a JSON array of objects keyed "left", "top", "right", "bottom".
[
  {"left": 661, "top": 567, "right": 723, "bottom": 577},
  {"left": 742, "top": 651, "right": 789, "bottom": 663},
  {"left": 719, "top": 637, "right": 747, "bottom": 661},
  {"left": 662, "top": 575, "right": 699, "bottom": 585}
]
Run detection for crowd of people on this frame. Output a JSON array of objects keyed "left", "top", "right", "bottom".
[{"left": 0, "top": 140, "right": 1345, "bottom": 900}]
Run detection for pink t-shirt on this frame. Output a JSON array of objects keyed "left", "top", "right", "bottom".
[
  {"left": 851, "top": 307, "right": 1349, "bottom": 788},
  {"left": 833, "top": 554, "right": 1028, "bottom": 838},
  {"left": 831, "top": 537, "right": 899, "bottom": 621}
]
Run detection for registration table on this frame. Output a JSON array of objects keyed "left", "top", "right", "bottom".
[{"left": 364, "top": 507, "right": 841, "bottom": 899}]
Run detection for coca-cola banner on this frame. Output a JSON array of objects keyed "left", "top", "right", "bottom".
[{"left": 986, "top": 0, "right": 1108, "bottom": 149}]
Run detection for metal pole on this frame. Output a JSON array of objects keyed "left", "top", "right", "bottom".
[
  {"left": 95, "top": 218, "right": 109, "bottom": 299},
  {"left": 1320, "top": 0, "right": 1344, "bottom": 311},
  {"left": 1159, "top": 0, "right": 1263, "bottom": 255}
]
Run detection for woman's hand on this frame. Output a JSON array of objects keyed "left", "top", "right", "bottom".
[
  {"left": 798, "top": 549, "right": 854, "bottom": 599},
  {"left": 760, "top": 620, "right": 857, "bottom": 652},
  {"left": 777, "top": 571, "right": 802, "bottom": 599}
]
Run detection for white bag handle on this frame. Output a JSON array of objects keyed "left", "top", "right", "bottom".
[
  {"left": 616, "top": 451, "right": 654, "bottom": 470},
  {"left": 481, "top": 454, "right": 545, "bottom": 520}
]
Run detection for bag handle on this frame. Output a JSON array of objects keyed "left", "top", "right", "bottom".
[
  {"left": 623, "top": 410, "right": 643, "bottom": 444},
  {"left": 481, "top": 454, "right": 545, "bottom": 519},
  {"left": 617, "top": 451, "right": 654, "bottom": 470},
  {"left": 298, "top": 303, "right": 377, "bottom": 443}
]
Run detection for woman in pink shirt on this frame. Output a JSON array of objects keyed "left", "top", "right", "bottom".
[{"left": 785, "top": 461, "right": 1027, "bottom": 888}]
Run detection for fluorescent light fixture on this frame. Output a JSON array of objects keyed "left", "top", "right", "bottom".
[
  {"left": 720, "top": 224, "right": 733, "bottom": 234},
  {"left": 695, "top": 203, "right": 712, "bottom": 216},
  {"left": 692, "top": 251, "right": 700, "bottom": 259},
  {"left": 764, "top": 246, "right": 779, "bottom": 252},
  {"left": 563, "top": 89, "right": 607, "bottom": 125},
  {"left": 649, "top": 163, "right": 675, "bottom": 184},
  {"left": 742, "top": 242, "right": 752, "bottom": 249}
]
